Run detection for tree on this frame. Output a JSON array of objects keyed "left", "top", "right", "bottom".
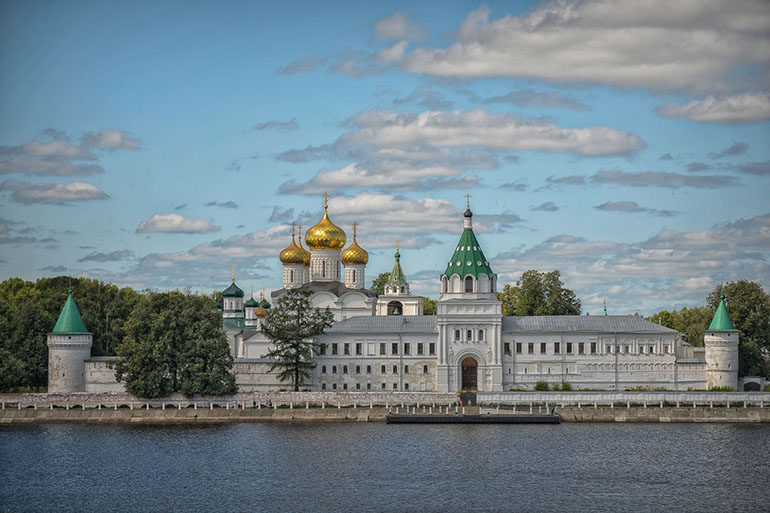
[
  {"left": 646, "top": 306, "right": 713, "bottom": 347},
  {"left": 370, "top": 272, "right": 390, "bottom": 295},
  {"left": 423, "top": 297, "right": 437, "bottom": 316},
  {"left": 261, "top": 289, "right": 334, "bottom": 391},
  {"left": 115, "top": 291, "right": 236, "bottom": 398},
  {"left": 498, "top": 270, "right": 581, "bottom": 316},
  {"left": 707, "top": 281, "right": 770, "bottom": 377}
]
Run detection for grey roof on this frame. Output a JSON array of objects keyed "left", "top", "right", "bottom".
[
  {"left": 271, "top": 281, "right": 377, "bottom": 300},
  {"left": 328, "top": 316, "right": 437, "bottom": 334},
  {"left": 502, "top": 315, "right": 679, "bottom": 334}
]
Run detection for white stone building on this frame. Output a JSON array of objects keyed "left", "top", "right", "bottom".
[{"left": 48, "top": 196, "right": 750, "bottom": 393}]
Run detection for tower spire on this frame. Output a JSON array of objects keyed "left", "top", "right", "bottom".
[
  {"left": 465, "top": 193, "right": 471, "bottom": 209},
  {"left": 231, "top": 265, "right": 236, "bottom": 282}
]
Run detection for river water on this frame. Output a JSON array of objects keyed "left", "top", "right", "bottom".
[{"left": 1, "top": 422, "right": 768, "bottom": 512}]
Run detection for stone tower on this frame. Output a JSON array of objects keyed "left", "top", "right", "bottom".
[
  {"left": 341, "top": 223, "right": 368, "bottom": 289},
  {"left": 375, "top": 244, "right": 423, "bottom": 316},
  {"left": 48, "top": 290, "right": 92, "bottom": 393},
  {"left": 704, "top": 293, "right": 740, "bottom": 390}
]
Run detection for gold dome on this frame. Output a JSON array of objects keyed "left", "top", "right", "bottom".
[
  {"left": 254, "top": 304, "right": 268, "bottom": 319},
  {"left": 305, "top": 194, "right": 346, "bottom": 251},
  {"left": 341, "top": 223, "right": 368, "bottom": 265},
  {"left": 297, "top": 226, "right": 311, "bottom": 266},
  {"left": 279, "top": 229, "right": 306, "bottom": 265}
]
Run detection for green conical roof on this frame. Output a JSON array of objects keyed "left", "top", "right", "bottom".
[
  {"left": 442, "top": 213, "right": 494, "bottom": 279},
  {"left": 260, "top": 298, "right": 271, "bottom": 309},
  {"left": 244, "top": 297, "right": 259, "bottom": 307},
  {"left": 222, "top": 281, "right": 244, "bottom": 297},
  {"left": 52, "top": 291, "right": 90, "bottom": 334},
  {"left": 708, "top": 294, "right": 738, "bottom": 331},
  {"left": 387, "top": 250, "right": 408, "bottom": 286}
]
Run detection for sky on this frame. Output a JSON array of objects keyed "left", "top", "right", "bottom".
[{"left": 1, "top": 0, "right": 769, "bottom": 315}]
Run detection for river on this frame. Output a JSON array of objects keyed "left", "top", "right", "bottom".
[{"left": 1, "top": 422, "right": 768, "bottom": 512}]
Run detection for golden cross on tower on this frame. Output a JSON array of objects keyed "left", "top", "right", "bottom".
[
  {"left": 395, "top": 238, "right": 400, "bottom": 251},
  {"left": 352, "top": 222, "right": 357, "bottom": 239},
  {"left": 291, "top": 221, "right": 296, "bottom": 236},
  {"left": 465, "top": 194, "right": 472, "bottom": 209},
  {"left": 298, "top": 224, "right": 303, "bottom": 240},
  {"left": 250, "top": 285, "right": 254, "bottom": 299},
  {"left": 231, "top": 265, "right": 236, "bottom": 282},
  {"left": 323, "top": 192, "right": 329, "bottom": 209},
  {"left": 261, "top": 288, "right": 265, "bottom": 300}
]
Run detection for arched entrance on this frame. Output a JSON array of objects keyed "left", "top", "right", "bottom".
[
  {"left": 461, "top": 357, "right": 478, "bottom": 391},
  {"left": 387, "top": 301, "right": 403, "bottom": 315}
]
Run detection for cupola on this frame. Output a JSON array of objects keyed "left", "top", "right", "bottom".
[
  {"left": 305, "top": 193, "right": 346, "bottom": 251},
  {"left": 341, "top": 223, "right": 368, "bottom": 265}
]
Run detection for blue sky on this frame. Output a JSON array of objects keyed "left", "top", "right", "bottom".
[{"left": 1, "top": 0, "right": 768, "bottom": 314}]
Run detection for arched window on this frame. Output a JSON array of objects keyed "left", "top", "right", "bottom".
[
  {"left": 352, "top": 269, "right": 356, "bottom": 282},
  {"left": 387, "top": 301, "right": 403, "bottom": 316},
  {"left": 400, "top": 286, "right": 405, "bottom": 294},
  {"left": 441, "top": 276, "right": 448, "bottom": 294},
  {"left": 478, "top": 329, "right": 484, "bottom": 341},
  {"left": 322, "top": 260, "right": 326, "bottom": 278},
  {"left": 454, "top": 329, "right": 461, "bottom": 341},
  {"left": 290, "top": 269, "right": 294, "bottom": 282},
  {"left": 467, "top": 329, "right": 473, "bottom": 341},
  {"left": 465, "top": 276, "right": 474, "bottom": 293}
]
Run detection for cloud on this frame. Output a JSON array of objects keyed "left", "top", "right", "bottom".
[
  {"left": 277, "top": 54, "right": 325, "bottom": 75},
  {"left": 656, "top": 93, "right": 770, "bottom": 124},
  {"left": 78, "top": 249, "right": 134, "bottom": 262},
  {"left": 500, "top": 182, "right": 527, "bottom": 191},
  {"left": 332, "top": 55, "right": 385, "bottom": 77},
  {"left": 374, "top": 12, "right": 427, "bottom": 42},
  {"left": 275, "top": 144, "right": 333, "bottom": 163},
  {"left": 81, "top": 129, "right": 141, "bottom": 151},
  {"left": 253, "top": 118, "right": 298, "bottom": 131},
  {"left": 594, "top": 201, "right": 678, "bottom": 217},
  {"left": 0, "top": 180, "right": 110, "bottom": 204},
  {"left": 590, "top": 169, "right": 739, "bottom": 188},
  {"left": 0, "top": 236, "right": 37, "bottom": 244},
  {"left": 268, "top": 206, "right": 295, "bottom": 223},
  {"left": 710, "top": 142, "right": 748, "bottom": 160},
  {"left": 393, "top": 86, "right": 452, "bottom": 110},
  {"left": 136, "top": 214, "right": 219, "bottom": 233},
  {"left": 483, "top": 89, "right": 589, "bottom": 111},
  {"left": 204, "top": 201, "right": 239, "bottom": 209},
  {"left": 174, "top": 203, "right": 186, "bottom": 210},
  {"left": 39, "top": 265, "right": 68, "bottom": 273},
  {"left": 338, "top": 109, "right": 645, "bottom": 157},
  {"left": 737, "top": 161, "right": 770, "bottom": 176},
  {"left": 541, "top": 175, "right": 586, "bottom": 188},
  {"left": 401, "top": 2, "right": 770, "bottom": 94},
  {"left": 659, "top": 153, "right": 674, "bottom": 161},
  {"left": 531, "top": 202, "right": 558, "bottom": 212},
  {"left": 686, "top": 162, "right": 712, "bottom": 172}
]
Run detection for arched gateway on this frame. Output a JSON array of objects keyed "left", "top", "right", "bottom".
[{"left": 461, "top": 357, "right": 478, "bottom": 391}]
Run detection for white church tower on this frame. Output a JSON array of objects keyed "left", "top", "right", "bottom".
[
  {"left": 341, "top": 223, "right": 368, "bottom": 289},
  {"left": 304, "top": 193, "right": 346, "bottom": 282},
  {"left": 436, "top": 197, "right": 502, "bottom": 393},
  {"left": 704, "top": 293, "right": 740, "bottom": 390},
  {"left": 375, "top": 243, "right": 423, "bottom": 315},
  {"left": 280, "top": 224, "right": 310, "bottom": 289}
]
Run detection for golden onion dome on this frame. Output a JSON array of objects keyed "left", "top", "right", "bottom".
[
  {"left": 341, "top": 223, "right": 368, "bottom": 265},
  {"left": 254, "top": 304, "right": 268, "bottom": 319},
  {"left": 297, "top": 226, "right": 311, "bottom": 266},
  {"left": 279, "top": 230, "right": 306, "bottom": 265},
  {"left": 305, "top": 194, "right": 346, "bottom": 251}
]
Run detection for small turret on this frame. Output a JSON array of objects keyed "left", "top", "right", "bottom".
[
  {"left": 342, "top": 222, "right": 368, "bottom": 289},
  {"left": 48, "top": 289, "right": 93, "bottom": 393},
  {"left": 222, "top": 266, "right": 245, "bottom": 330},
  {"left": 704, "top": 293, "right": 740, "bottom": 390}
]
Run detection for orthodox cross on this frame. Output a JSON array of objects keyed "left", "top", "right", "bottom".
[
  {"left": 395, "top": 238, "right": 400, "bottom": 251},
  {"left": 323, "top": 192, "right": 329, "bottom": 208},
  {"left": 231, "top": 265, "right": 236, "bottom": 282},
  {"left": 465, "top": 194, "right": 472, "bottom": 208},
  {"left": 352, "top": 222, "right": 358, "bottom": 239},
  {"left": 291, "top": 221, "right": 296, "bottom": 237}
]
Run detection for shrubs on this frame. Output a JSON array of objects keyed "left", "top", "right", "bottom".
[
  {"left": 561, "top": 381, "right": 572, "bottom": 391},
  {"left": 709, "top": 386, "right": 735, "bottom": 392},
  {"left": 534, "top": 381, "right": 549, "bottom": 391},
  {"left": 765, "top": 384, "right": 770, "bottom": 392}
]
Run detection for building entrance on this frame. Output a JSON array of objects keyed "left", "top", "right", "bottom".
[{"left": 461, "top": 357, "right": 478, "bottom": 391}]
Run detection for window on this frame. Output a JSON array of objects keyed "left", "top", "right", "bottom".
[
  {"left": 578, "top": 343, "right": 584, "bottom": 354},
  {"left": 355, "top": 365, "right": 360, "bottom": 374},
  {"left": 566, "top": 342, "right": 573, "bottom": 354},
  {"left": 591, "top": 342, "right": 597, "bottom": 354},
  {"left": 367, "top": 383, "right": 371, "bottom": 390},
  {"left": 381, "top": 365, "right": 386, "bottom": 374},
  {"left": 404, "top": 383, "right": 410, "bottom": 391},
  {"left": 332, "top": 343, "right": 338, "bottom": 355},
  {"left": 366, "top": 365, "right": 372, "bottom": 374},
  {"left": 478, "top": 329, "right": 484, "bottom": 341},
  {"left": 321, "top": 365, "right": 327, "bottom": 374},
  {"left": 392, "top": 365, "right": 398, "bottom": 374},
  {"left": 454, "top": 329, "right": 461, "bottom": 341},
  {"left": 554, "top": 342, "right": 561, "bottom": 354},
  {"left": 380, "top": 343, "right": 386, "bottom": 355},
  {"left": 381, "top": 383, "right": 386, "bottom": 390},
  {"left": 318, "top": 344, "right": 327, "bottom": 356},
  {"left": 342, "top": 366, "right": 348, "bottom": 374},
  {"left": 528, "top": 343, "right": 534, "bottom": 354},
  {"left": 322, "top": 260, "right": 326, "bottom": 278},
  {"left": 465, "top": 276, "right": 473, "bottom": 293},
  {"left": 332, "top": 365, "right": 337, "bottom": 374},
  {"left": 343, "top": 384, "right": 348, "bottom": 390},
  {"left": 404, "top": 343, "right": 410, "bottom": 355},
  {"left": 344, "top": 343, "right": 350, "bottom": 355},
  {"left": 540, "top": 343, "right": 547, "bottom": 354},
  {"left": 650, "top": 345, "right": 655, "bottom": 354},
  {"left": 356, "top": 343, "right": 362, "bottom": 356},
  {"left": 664, "top": 345, "right": 669, "bottom": 354},
  {"left": 639, "top": 346, "right": 644, "bottom": 354},
  {"left": 504, "top": 343, "right": 511, "bottom": 356},
  {"left": 322, "top": 383, "right": 326, "bottom": 390},
  {"left": 624, "top": 345, "right": 630, "bottom": 354},
  {"left": 404, "top": 365, "right": 410, "bottom": 374},
  {"left": 429, "top": 343, "right": 436, "bottom": 355},
  {"left": 352, "top": 270, "right": 356, "bottom": 283},
  {"left": 516, "top": 343, "right": 522, "bottom": 354},
  {"left": 332, "top": 383, "right": 337, "bottom": 390},
  {"left": 290, "top": 269, "right": 294, "bottom": 282},
  {"left": 392, "top": 342, "right": 399, "bottom": 355},
  {"left": 355, "top": 383, "right": 360, "bottom": 390},
  {"left": 393, "top": 383, "right": 398, "bottom": 390},
  {"left": 606, "top": 345, "right": 612, "bottom": 353},
  {"left": 423, "top": 365, "right": 428, "bottom": 374},
  {"left": 417, "top": 343, "right": 424, "bottom": 355},
  {"left": 467, "top": 330, "right": 473, "bottom": 341}
]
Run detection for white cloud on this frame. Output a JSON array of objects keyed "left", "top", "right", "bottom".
[
  {"left": 656, "top": 93, "right": 770, "bottom": 124},
  {"left": 136, "top": 213, "right": 219, "bottom": 233},
  {"left": 402, "top": 2, "right": 770, "bottom": 93},
  {"left": 340, "top": 109, "right": 645, "bottom": 157},
  {"left": 0, "top": 180, "right": 109, "bottom": 204},
  {"left": 373, "top": 12, "right": 427, "bottom": 42},
  {"left": 82, "top": 129, "right": 141, "bottom": 151},
  {"left": 375, "top": 41, "right": 409, "bottom": 63}
]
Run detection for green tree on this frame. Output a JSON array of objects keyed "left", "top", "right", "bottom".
[
  {"left": 115, "top": 291, "right": 236, "bottom": 398},
  {"left": 498, "top": 270, "right": 581, "bottom": 316},
  {"left": 0, "top": 347, "right": 25, "bottom": 392},
  {"left": 423, "top": 297, "right": 437, "bottom": 316},
  {"left": 370, "top": 272, "right": 391, "bottom": 295},
  {"left": 261, "top": 289, "right": 334, "bottom": 391},
  {"left": 707, "top": 281, "right": 770, "bottom": 377},
  {"left": 647, "top": 306, "right": 713, "bottom": 347}
]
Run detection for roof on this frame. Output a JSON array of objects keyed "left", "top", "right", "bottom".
[
  {"left": 222, "top": 281, "right": 244, "bottom": 297},
  {"left": 708, "top": 295, "right": 738, "bottom": 331},
  {"left": 502, "top": 315, "right": 679, "bottom": 334},
  {"left": 387, "top": 250, "right": 408, "bottom": 286},
  {"left": 222, "top": 317, "right": 246, "bottom": 330},
  {"left": 244, "top": 297, "right": 259, "bottom": 307},
  {"left": 443, "top": 223, "right": 494, "bottom": 279},
  {"left": 271, "top": 281, "right": 377, "bottom": 299},
  {"left": 52, "top": 291, "right": 90, "bottom": 334},
  {"left": 327, "top": 316, "right": 437, "bottom": 334}
]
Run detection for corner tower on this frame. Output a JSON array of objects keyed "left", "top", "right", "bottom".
[
  {"left": 48, "top": 290, "right": 93, "bottom": 393},
  {"left": 704, "top": 293, "right": 740, "bottom": 390}
]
